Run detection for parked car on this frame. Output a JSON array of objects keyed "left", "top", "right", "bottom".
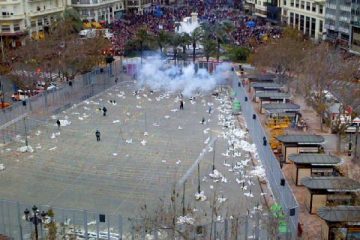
[{"left": 36, "top": 81, "right": 57, "bottom": 91}]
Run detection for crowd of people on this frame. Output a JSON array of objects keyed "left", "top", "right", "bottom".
[{"left": 109, "top": 0, "right": 282, "bottom": 56}]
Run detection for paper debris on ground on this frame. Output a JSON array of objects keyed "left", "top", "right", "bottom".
[
  {"left": 164, "top": 115, "right": 170, "bottom": 119},
  {"left": 218, "top": 197, "right": 227, "bottom": 203},
  {"left": 59, "top": 120, "right": 71, "bottom": 127},
  {"left": 126, "top": 139, "right": 133, "bottom": 144},
  {"left": 136, "top": 105, "right": 142, "bottom": 109},
  {"left": 178, "top": 126, "right": 183, "bottom": 130},
  {"left": 144, "top": 132, "right": 148, "bottom": 136},
  {"left": 161, "top": 160, "right": 166, "bottom": 163},
  {"left": 49, "top": 147, "right": 57, "bottom": 151},
  {"left": 141, "top": 140, "right": 147, "bottom": 146},
  {"left": 17, "top": 146, "right": 34, "bottom": 153},
  {"left": 35, "top": 130, "right": 41, "bottom": 136},
  {"left": 195, "top": 191, "right": 207, "bottom": 201},
  {"left": 177, "top": 216, "right": 195, "bottom": 225},
  {"left": 176, "top": 160, "right": 181, "bottom": 165},
  {"left": 0, "top": 164, "right": 5, "bottom": 171},
  {"left": 113, "top": 153, "right": 118, "bottom": 156},
  {"left": 113, "top": 120, "right": 120, "bottom": 123}
]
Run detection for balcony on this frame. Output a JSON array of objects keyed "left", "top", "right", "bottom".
[
  {"left": 339, "top": 5, "right": 351, "bottom": 12},
  {"left": 325, "top": 14, "right": 336, "bottom": 20},
  {"left": 28, "top": 7, "right": 65, "bottom": 17},
  {"left": 71, "top": 0, "right": 119, "bottom": 7},
  {"left": 0, "top": 14, "right": 24, "bottom": 20}
]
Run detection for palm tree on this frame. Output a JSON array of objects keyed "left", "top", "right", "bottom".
[
  {"left": 170, "top": 33, "right": 182, "bottom": 65},
  {"left": 180, "top": 33, "right": 191, "bottom": 61},
  {"left": 135, "top": 26, "right": 151, "bottom": 64},
  {"left": 213, "top": 21, "right": 234, "bottom": 62},
  {"left": 201, "top": 38, "right": 217, "bottom": 64},
  {"left": 189, "top": 27, "right": 204, "bottom": 62},
  {"left": 156, "top": 30, "right": 171, "bottom": 55}
]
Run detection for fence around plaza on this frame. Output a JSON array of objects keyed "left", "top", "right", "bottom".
[
  {"left": 231, "top": 74, "right": 299, "bottom": 239},
  {"left": 0, "top": 198, "right": 286, "bottom": 240},
  {"left": 0, "top": 61, "right": 122, "bottom": 145}
]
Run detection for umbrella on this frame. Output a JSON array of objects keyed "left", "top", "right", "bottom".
[{"left": 246, "top": 21, "right": 256, "bottom": 28}]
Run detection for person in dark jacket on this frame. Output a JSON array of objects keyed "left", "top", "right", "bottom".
[
  {"left": 95, "top": 130, "right": 101, "bottom": 141},
  {"left": 102, "top": 107, "right": 107, "bottom": 116}
]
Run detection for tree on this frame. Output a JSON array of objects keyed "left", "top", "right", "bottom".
[
  {"left": 213, "top": 21, "right": 234, "bottom": 62},
  {"left": 156, "top": 30, "right": 171, "bottom": 55},
  {"left": 169, "top": 33, "right": 182, "bottom": 65},
  {"left": 201, "top": 38, "right": 217, "bottom": 63},
  {"left": 179, "top": 33, "right": 191, "bottom": 61},
  {"left": 300, "top": 43, "right": 358, "bottom": 132},
  {"left": 135, "top": 26, "right": 152, "bottom": 64},
  {"left": 249, "top": 27, "right": 308, "bottom": 91},
  {"left": 189, "top": 27, "right": 204, "bottom": 62}
]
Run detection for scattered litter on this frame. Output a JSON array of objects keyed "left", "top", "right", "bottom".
[
  {"left": 171, "top": 109, "right": 179, "bottom": 112},
  {"left": 210, "top": 185, "right": 214, "bottom": 189},
  {"left": 17, "top": 146, "right": 34, "bottom": 153},
  {"left": 0, "top": 164, "right": 5, "bottom": 171},
  {"left": 218, "top": 197, "right": 227, "bottom": 203},
  {"left": 244, "top": 192, "right": 254, "bottom": 198},
  {"left": 161, "top": 160, "right": 167, "bottom": 163},
  {"left": 195, "top": 191, "right": 207, "bottom": 201},
  {"left": 152, "top": 123, "right": 160, "bottom": 127},
  {"left": 178, "top": 126, "right": 183, "bottom": 130},
  {"left": 176, "top": 160, "right": 181, "bottom": 165},
  {"left": 113, "top": 153, "right": 118, "bottom": 156},
  {"left": 35, "top": 130, "right": 41, "bottom": 136},
  {"left": 141, "top": 140, "right": 147, "bottom": 146},
  {"left": 144, "top": 132, "right": 148, "bottom": 136},
  {"left": 49, "top": 147, "right": 57, "bottom": 151},
  {"left": 136, "top": 105, "right": 142, "bottom": 109},
  {"left": 78, "top": 117, "right": 84, "bottom": 121},
  {"left": 177, "top": 216, "right": 194, "bottom": 225},
  {"left": 50, "top": 133, "right": 56, "bottom": 139},
  {"left": 126, "top": 139, "right": 133, "bottom": 144},
  {"left": 204, "top": 137, "right": 210, "bottom": 145},
  {"left": 203, "top": 128, "right": 210, "bottom": 134},
  {"left": 59, "top": 120, "right": 71, "bottom": 127},
  {"left": 164, "top": 115, "right": 170, "bottom": 119},
  {"left": 113, "top": 120, "right": 121, "bottom": 124}
]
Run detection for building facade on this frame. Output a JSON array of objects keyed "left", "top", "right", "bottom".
[
  {"left": 125, "top": 0, "right": 151, "bottom": 14},
  {"left": 70, "top": 0, "right": 124, "bottom": 22},
  {"left": 0, "top": 0, "right": 66, "bottom": 47},
  {"left": 280, "top": 0, "right": 326, "bottom": 41}
]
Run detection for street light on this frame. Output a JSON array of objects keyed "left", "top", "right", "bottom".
[{"left": 24, "top": 205, "right": 47, "bottom": 240}]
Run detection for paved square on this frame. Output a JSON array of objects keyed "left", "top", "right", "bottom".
[{"left": 0, "top": 80, "right": 264, "bottom": 221}]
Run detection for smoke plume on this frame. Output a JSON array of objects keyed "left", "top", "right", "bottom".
[{"left": 136, "top": 58, "right": 232, "bottom": 97}]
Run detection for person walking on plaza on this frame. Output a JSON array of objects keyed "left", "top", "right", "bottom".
[
  {"left": 56, "top": 119, "right": 61, "bottom": 130},
  {"left": 95, "top": 130, "right": 101, "bottom": 141},
  {"left": 201, "top": 117, "right": 205, "bottom": 124},
  {"left": 102, "top": 107, "right": 107, "bottom": 116},
  {"left": 180, "top": 100, "right": 184, "bottom": 110}
]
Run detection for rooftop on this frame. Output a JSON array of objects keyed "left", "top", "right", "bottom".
[
  {"left": 318, "top": 206, "right": 360, "bottom": 222},
  {"left": 288, "top": 154, "right": 341, "bottom": 165},
  {"left": 301, "top": 177, "right": 360, "bottom": 191},
  {"left": 251, "top": 82, "right": 283, "bottom": 89},
  {"left": 263, "top": 103, "right": 300, "bottom": 113},
  {"left": 276, "top": 134, "right": 325, "bottom": 144},
  {"left": 255, "top": 92, "right": 291, "bottom": 100},
  {"left": 247, "top": 74, "right": 277, "bottom": 81}
]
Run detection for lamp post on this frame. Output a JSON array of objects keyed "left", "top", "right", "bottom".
[{"left": 24, "top": 205, "right": 47, "bottom": 240}]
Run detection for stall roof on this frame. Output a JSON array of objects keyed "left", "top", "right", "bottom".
[
  {"left": 288, "top": 154, "right": 341, "bottom": 165},
  {"left": 247, "top": 74, "right": 277, "bottom": 81},
  {"left": 255, "top": 92, "right": 291, "bottom": 100},
  {"left": 318, "top": 206, "right": 360, "bottom": 222},
  {"left": 276, "top": 134, "right": 325, "bottom": 144},
  {"left": 263, "top": 103, "right": 300, "bottom": 113},
  {"left": 301, "top": 177, "right": 360, "bottom": 191},
  {"left": 251, "top": 82, "right": 283, "bottom": 89}
]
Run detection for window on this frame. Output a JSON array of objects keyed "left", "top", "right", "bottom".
[
  {"left": 37, "top": 19, "right": 42, "bottom": 26},
  {"left": 306, "top": 1, "right": 310, "bottom": 10},
  {"left": 283, "top": 0, "right": 287, "bottom": 5},
  {"left": 290, "top": 0, "right": 294, "bottom": 6},
  {"left": 311, "top": 18, "right": 316, "bottom": 37},
  {"left": 295, "top": 0, "right": 299, "bottom": 7},
  {"left": 319, "top": 20, "right": 323, "bottom": 33},
  {"left": 290, "top": 12, "right": 294, "bottom": 25},
  {"left": 301, "top": 1, "right": 305, "bottom": 8},
  {"left": 312, "top": 4, "right": 316, "bottom": 12},
  {"left": 300, "top": 15, "right": 304, "bottom": 31},
  {"left": 1, "top": 25, "right": 10, "bottom": 32},
  {"left": 31, "top": 21, "right": 36, "bottom": 27},
  {"left": 319, "top": 5, "right": 323, "bottom": 14},
  {"left": 305, "top": 16, "right": 310, "bottom": 34},
  {"left": 14, "top": 24, "right": 20, "bottom": 31},
  {"left": 295, "top": 13, "right": 299, "bottom": 27}
]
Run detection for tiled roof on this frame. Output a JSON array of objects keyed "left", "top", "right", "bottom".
[
  {"left": 288, "top": 154, "right": 341, "bottom": 165},
  {"left": 255, "top": 92, "right": 291, "bottom": 99},
  {"left": 318, "top": 206, "right": 360, "bottom": 222},
  {"left": 301, "top": 177, "right": 360, "bottom": 191},
  {"left": 276, "top": 134, "right": 324, "bottom": 144}
]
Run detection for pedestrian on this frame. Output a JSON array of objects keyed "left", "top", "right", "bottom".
[
  {"left": 115, "top": 77, "right": 118, "bottom": 84},
  {"left": 56, "top": 119, "right": 61, "bottom": 130},
  {"left": 180, "top": 100, "right": 184, "bottom": 110},
  {"left": 201, "top": 117, "right": 205, "bottom": 124},
  {"left": 208, "top": 106, "right": 212, "bottom": 114},
  {"left": 95, "top": 130, "right": 101, "bottom": 141},
  {"left": 102, "top": 107, "right": 107, "bottom": 116}
]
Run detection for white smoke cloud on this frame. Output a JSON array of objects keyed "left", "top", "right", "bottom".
[
  {"left": 136, "top": 57, "right": 232, "bottom": 97},
  {"left": 176, "top": 17, "right": 200, "bottom": 34}
]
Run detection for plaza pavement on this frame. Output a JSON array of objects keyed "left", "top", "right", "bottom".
[{"left": 0, "top": 80, "right": 266, "bottom": 226}]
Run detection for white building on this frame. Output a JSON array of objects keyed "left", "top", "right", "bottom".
[
  {"left": 125, "top": 0, "right": 151, "bottom": 14},
  {"left": 280, "top": 0, "right": 326, "bottom": 41},
  {"left": 70, "top": 0, "right": 124, "bottom": 22},
  {"left": 0, "top": 0, "right": 66, "bottom": 46}
]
